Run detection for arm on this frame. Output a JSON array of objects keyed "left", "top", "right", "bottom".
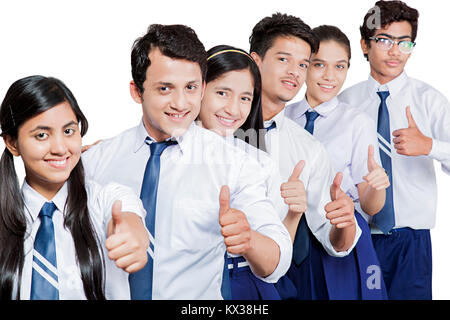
[
  {"left": 219, "top": 186, "right": 280, "bottom": 278},
  {"left": 357, "top": 145, "right": 389, "bottom": 216}
]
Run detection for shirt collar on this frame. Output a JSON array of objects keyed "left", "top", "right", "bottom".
[
  {"left": 22, "top": 180, "right": 67, "bottom": 222},
  {"left": 133, "top": 118, "right": 196, "bottom": 155},
  {"left": 367, "top": 70, "right": 408, "bottom": 99},
  {"left": 289, "top": 96, "right": 339, "bottom": 119},
  {"left": 264, "top": 108, "right": 286, "bottom": 130}
]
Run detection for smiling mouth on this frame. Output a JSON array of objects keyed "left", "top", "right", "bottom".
[
  {"left": 166, "top": 111, "right": 190, "bottom": 120},
  {"left": 281, "top": 80, "right": 297, "bottom": 89},
  {"left": 216, "top": 115, "right": 238, "bottom": 127},
  {"left": 318, "top": 84, "right": 336, "bottom": 90},
  {"left": 45, "top": 157, "right": 69, "bottom": 169},
  {"left": 385, "top": 60, "right": 401, "bottom": 67}
]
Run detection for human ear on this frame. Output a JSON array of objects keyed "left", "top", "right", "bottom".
[
  {"left": 129, "top": 80, "right": 143, "bottom": 104},
  {"left": 3, "top": 135, "right": 20, "bottom": 156},
  {"left": 360, "top": 38, "right": 369, "bottom": 56},
  {"left": 250, "top": 52, "right": 262, "bottom": 69}
]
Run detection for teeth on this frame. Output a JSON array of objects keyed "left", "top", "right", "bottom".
[
  {"left": 218, "top": 117, "right": 235, "bottom": 124},
  {"left": 169, "top": 113, "right": 185, "bottom": 118},
  {"left": 282, "top": 81, "right": 295, "bottom": 87},
  {"left": 320, "top": 85, "right": 334, "bottom": 89},
  {"left": 48, "top": 159, "right": 66, "bottom": 165}
]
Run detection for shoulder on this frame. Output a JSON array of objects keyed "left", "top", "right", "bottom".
[
  {"left": 339, "top": 81, "right": 369, "bottom": 103},
  {"left": 82, "top": 125, "right": 139, "bottom": 161},
  {"left": 408, "top": 77, "right": 450, "bottom": 104}
]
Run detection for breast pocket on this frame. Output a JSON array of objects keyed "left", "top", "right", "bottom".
[{"left": 171, "top": 199, "right": 222, "bottom": 252}]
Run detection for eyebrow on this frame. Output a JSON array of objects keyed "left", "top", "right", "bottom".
[
  {"left": 215, "top": 86, "right": 253, "bottom": 97},
  {"left": 155, "top": 80, "right": 201, "bottom": 87},
  {"left": 312, "top": 58, "right": 348, "bottom": 64},
  {"left": 29, "top": 120, "right": 78, "bottom": 133},
  {"left": 375, "top": 33, "right": 411, "bottom": 40}
]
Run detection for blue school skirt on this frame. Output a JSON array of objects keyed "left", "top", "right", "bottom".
[
  {"left": 225, "top": 256, "right": 281, "bottom": 300},
  {"left": 275, "top": 211, "right": 387, "bottom": 300}
]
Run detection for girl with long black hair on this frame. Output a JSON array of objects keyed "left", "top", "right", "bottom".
[
  {"left": 0, "top": 75, "right": 149, "bottom": 300},
  {"left": 197, "top": 45, "right": 293, "bottom": 300}
]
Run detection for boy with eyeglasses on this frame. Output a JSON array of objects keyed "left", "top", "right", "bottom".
[{"left": 340, "top": 0, "right": 450, "bottom": 300}]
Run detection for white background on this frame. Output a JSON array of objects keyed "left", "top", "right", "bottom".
[{"left": 1, "top": 0, "right": 449, "bottom": 299}]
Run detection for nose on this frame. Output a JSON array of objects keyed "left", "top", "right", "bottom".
[
  {"left": 50, "top": 134, "right": 68, "bottom": 155},
  {"left": 388, "top": 42, "right": 401, "bottom": 56},
  {"left": 170, "top": 89, "right": 189, "bottom": 112},
  {"left": 323, "top": 65, "right": 335, "bottom": 81},
  {"left": 287, "top": 61, "right": 300, "bottom": 79},
  {"left": 223, "top": 96, "right": 240, "bottom": 117}
]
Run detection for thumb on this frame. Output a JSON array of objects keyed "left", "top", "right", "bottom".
[
  {"left": 367, "top": 144, "right": 377, "bottom": 172},
  {"left": 330, "top": 172, "right": 343, "bottom": 201},
  {"left": 406, "top": 106, "right": 417, "bottom": 128},
  {"left": 219, "top": 185, "right": 231, "bottom": 217},
  {"left": 288, "top": 160, "right": 305, "bottom": 181},
  {"left": 111, "top": 200, "right": 123, "bottom": 234}
]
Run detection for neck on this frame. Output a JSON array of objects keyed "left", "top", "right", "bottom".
[
  {"left": 370, "top": 68, "right": 403, "bottom": 85},
  {"left": 261, "top": 93, "right": 285, "bottom": 121},
  {"left": 305, "top": 93, "right": 323, "bottom": 109},
  {"left": 142, "top": 117, "right": 171, "bottom": 142},
  {"left": 26, "top": 178, "right": 63, "bottom": 201}
]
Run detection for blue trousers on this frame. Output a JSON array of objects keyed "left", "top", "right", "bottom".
[
  {"left": 371, "top": 228, "right": 432, "bottom": 300},
  {"left": 227, "top": 256, "right": 281, "bottom": 300}
]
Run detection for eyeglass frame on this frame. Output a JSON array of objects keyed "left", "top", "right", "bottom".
[{"left": 368, "top": 36, "right": 416, "bottom": 54}]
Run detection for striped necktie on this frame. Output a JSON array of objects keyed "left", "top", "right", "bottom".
[
  {"left": 373, "top": 91, "right": 395, "bottom": 234},
  {"left": 30, "top": 201, "right": 59, "bottom": 300},
  {"left": 129, "top": 138, "right": 177, "bottom": 299}
]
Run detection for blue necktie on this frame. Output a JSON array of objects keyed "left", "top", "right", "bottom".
[
  {"left": 265, "top": 121, "right": 277, "bottom": 132},
  {"left": 30, "top": 202, "right": 59, "bottom": 300},
  {"left": 373, "top": 91, "right": 395, "bottom": 234},
  {"left": 291, "top": 111, "right": 320, "bottom": 266},
  {"left": 129, "top": 138, "right": 177, "bottom": 300}
]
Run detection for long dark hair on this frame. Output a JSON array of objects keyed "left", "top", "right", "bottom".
[
  {"left": 312, "top": 25, "right": 351, "bottom": 67},
  {"left": 0, "top": 75, "right": 105, "bottom": 300},
  {"left": 205, "top": 45, "right": 267, "bottom": 151}
]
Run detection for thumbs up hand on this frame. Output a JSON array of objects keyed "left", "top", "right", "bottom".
[
  {"left": 363, "top": 144, "right": 390, "bottom": 191},
  {"left": 392, "top": 106, "right": 432, "bottom": 156},
  {"left": 106, "top": 200, "right": 149, "bottom": 273},
  {"left": 280, "top": 160, "right": 307, "bottom": 215},
  {"left": 325, "top": 172, "right": 355, "bottom": 229},
  {"left": 219, "top": 186, "right": 252, "bottom": 255}
]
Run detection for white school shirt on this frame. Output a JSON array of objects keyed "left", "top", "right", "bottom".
[
  {"left": 339, "top": 71, "right": 450, "bottom": 231},
  {"left": 222, "top": 136, "right": 292, "bottom": 279},
  {"left": 82, "top": 121, "right": 291, "bottom": 299},
  {"left": 18, "top": 180, "right": 146, "bottom": 300},
  {"left": 263, "top": 109, "right": 361, "bottom": 257},
  {"left": 285, "top": 96, "right": 382, "bottom": 218}
]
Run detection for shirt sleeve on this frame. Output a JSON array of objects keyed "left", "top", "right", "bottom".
[
  {"left": 88, "top": 180, "right": 147, "bottom": 236},
  {"left": 305, "top": 143, "right": 362, "bottom": 258},
  {"left": 426, "top": 90, "right": 450, "bottom": 175},
  {"left": 230, "top": 155, "right": 292, "bottom": 283}
]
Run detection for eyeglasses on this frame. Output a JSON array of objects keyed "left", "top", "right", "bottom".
[{"left": 369, "top": 36, "right": 416, "bottom": 54}]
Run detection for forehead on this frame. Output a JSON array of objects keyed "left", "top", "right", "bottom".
[
  {"left": 22, "top": 101, "right": 77, "bottom": 128},
  {"left": 209, "top": 69, "right": 254, "bottom": 89},
  {"left": 265, "top": 35, "right": 311, "bottom": 58},
  {"left": 314, "top": 40, "right": 349, "bottom": 60},
  {"left": 375, "top": 21, "right": 412, "bottom": 37},
  {"left": 146, "top": 48, "right": 202, "bottom": 83}
]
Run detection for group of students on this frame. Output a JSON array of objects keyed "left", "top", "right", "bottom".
[{"left": 1, "top": 0, "right": 449, "bottom": 300}]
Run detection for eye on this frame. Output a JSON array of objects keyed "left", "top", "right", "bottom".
[
  {"left": 186, "top": 84, "right": 198, "bottom": 91},
  {"left": 299, "top": 63, "right": 309, "bottom": 69},
  {"left": 217, "top": 90, "right": 227, "bottom": 97},
  {"left": 159, "top": 86, "right": 170, "bottom": 93},
  {"left": 35, "top": 132, "right": 48, "bottom": 140},
  {"left": 64, "top": 128, "right": 75, "bottom": 136},
  {"left": 279, "top": 57, "right": 288, "bottom": 62},
  {"left": 314, "top": 63, "right": 324, "bottom": 68},
  {"left": 241, "top": 96, "right": 252, "bottom": 102},
  {"left": 336, "top": 64, "right": 345, "bottom": 70}
]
